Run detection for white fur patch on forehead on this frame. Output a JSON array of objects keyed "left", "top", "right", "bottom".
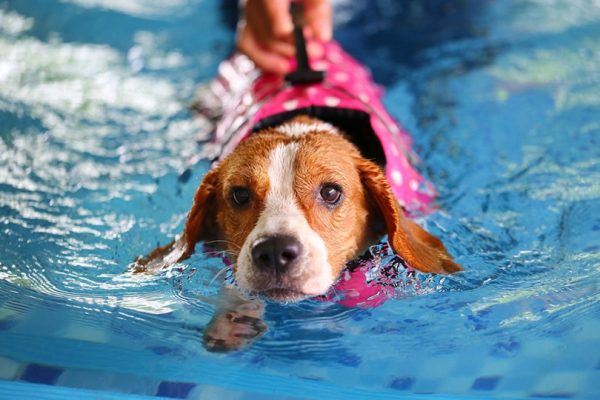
[
  {"left": 275, "top": 121, "right": 339, "bottom": 137},
  {"left": 235, "top": 140, "right": 335, "bottom": 297},
  {"left": 267, "top": 142, "right": 299, "bottom": 206}
]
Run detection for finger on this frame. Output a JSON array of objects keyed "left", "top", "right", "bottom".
[
  {"left": 303, "top": 0, "right": 332, "bottom": 41},
  {"left": 245, "top": 0, "right": 293, "bottom": 49},
  {"left": 241, "top": 16, "right": 294, "bottom": 59},
  {"left": 238, "top": 28, "right": 291, "bottom": 74},
  {"left": 263, "top": 0, "right": 294, "bottom": 38},
  {"left": 244, "top": 0, "right": 273, "bottom": 45},
  {"left": 267, "top": 39, "right": 295, "bottom": 59},
  {"left": 306, "top": 39, "right": 324, "bottom": 59}
]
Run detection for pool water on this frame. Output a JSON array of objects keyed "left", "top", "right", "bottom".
[{"left": 1, "top": 0, "right": 599, "bottom": 399}]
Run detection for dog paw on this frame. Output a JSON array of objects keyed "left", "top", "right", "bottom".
[{"left": 203, "top": 311, "right": 267, "bottom": 352}]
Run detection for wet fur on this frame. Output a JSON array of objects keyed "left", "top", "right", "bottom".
[{"left": 134, "top": 116, "right": 461, "bottom": 351}]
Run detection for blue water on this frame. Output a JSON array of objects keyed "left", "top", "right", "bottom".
[{"left": 1, "top": 0, "right": 599, "bottom": 399}]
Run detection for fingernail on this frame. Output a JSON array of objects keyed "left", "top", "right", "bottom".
[{"left": 280, "top": 19, "right": 294, "bottom": 36}]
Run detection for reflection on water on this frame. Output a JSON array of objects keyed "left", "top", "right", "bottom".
[{"left": 0, "top": 0, "right": 599, "bottom": 398}]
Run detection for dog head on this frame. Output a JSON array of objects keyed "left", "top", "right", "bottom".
[{"left": 138, "top": 116, "right": 460, "bottom": 301}]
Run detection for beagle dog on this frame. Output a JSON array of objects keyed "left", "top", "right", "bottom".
[{"left": 134, "top": 41, "right": 461, "bottom": 351}]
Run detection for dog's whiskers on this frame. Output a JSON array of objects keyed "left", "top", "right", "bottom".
[
  {"left": 209, "top": 265, "right": 231, "bottom": 287},
  {"left": 213, "top": 251, "right": 240, "bottom": 263},
  {"left": 212, "top": 249, "right": 239, "bottom": 257}
]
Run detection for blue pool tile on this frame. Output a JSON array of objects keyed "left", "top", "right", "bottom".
[
  {"left": 299, "top": 375, "right": 324, "bottom": 382},
  {"left": 0, "top": 356, "right": 24, "bottom": 380},
  {"left": 389, "top": 376, "right": 415, "bottom": 390},
  {"left": 529, "top": 392, "right": 575, "bottom": 398},
  {"left": 466, "top": 317, "right": 484, "bottom": 331},
  {"left": 595, "top": 360, "right": 600, "bottom": 370},
  {"left": 337, "top": 353, "right": 361, "bottom": 367},
  {"left": 0, "top": 318, "right": 19, "bottom": 331},
  {"left": 148, "top": 345, "right": 176, "bottom": 356},
  {"left": 57, "top": 368, "right": 160, "bottom": 396},
  {"left": 156, "top": 381, "right": 196, "bottom": 399},
  {"left": 187, "top": 384, "right": 244, "bottom": 400},
  {"left": 490, "top": 338, "right": 521, "bottom": 358},
  {"left": 529, "top": 371, "right": 584, "bottom": 397},
  {"left": 471, "top": 375, "right": 501, "bottom": 391},
  {"left": 20, "top": 363, "right": 64, "bottom": 385},
  {"left": 496, "top": 370, "right": 541, "bottom": 396}
]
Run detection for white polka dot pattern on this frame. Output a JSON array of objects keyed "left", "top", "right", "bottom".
[
  {"left": 283, "top": 99, "right": 298, "bottom": 111},
  {"left": 324, "top": 96, "right": 340, "bottom": 107},
  {"left": 392, "top": 170, "right": 403, "bottom": 186}
]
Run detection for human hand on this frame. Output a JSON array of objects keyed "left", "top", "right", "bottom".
[{"left": 237, "top": 0, "right": 332, "bottom": 74}]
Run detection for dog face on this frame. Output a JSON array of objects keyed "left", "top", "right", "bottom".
[
  {"left": 136, "top": 116, "right": 460, "bottom": 301},
  {"left": 210, "top": 121, "right": 383, "bottom": 301}
]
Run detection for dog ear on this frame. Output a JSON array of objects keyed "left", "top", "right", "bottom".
[
  {"left": 357, "top": 158, "right": 461, "bottom": 274},
  {"left": 133, "top": 167, "right": 220, "bottom": 273}
]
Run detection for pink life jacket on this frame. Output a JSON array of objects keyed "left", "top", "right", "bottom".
[{"left": 195, "top": 41, "right": 437, "bottom": 307}]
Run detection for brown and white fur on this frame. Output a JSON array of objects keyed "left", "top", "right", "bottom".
[{"left": 134, "top": 116, "right": 460, "bottom": 351}]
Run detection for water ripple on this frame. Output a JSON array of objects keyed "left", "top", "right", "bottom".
[{"left": 0, "top": 2, "right": 599, "bottom": 397}]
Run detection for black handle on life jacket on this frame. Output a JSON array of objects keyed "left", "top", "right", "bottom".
[{"left": 284, "top": 3, "right": 325, "bottom": 85}]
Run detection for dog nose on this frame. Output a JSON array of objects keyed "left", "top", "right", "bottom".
[{"left": 251, "top": 235, "right": 302, "bottom": 272}]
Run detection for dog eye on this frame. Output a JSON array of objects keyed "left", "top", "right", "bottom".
[
  {"left": 231, "top": 187, "right": 250, "bottom": 206},
  {"left": 319, "top": 184, "right": 342, "bottom": 205}
]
